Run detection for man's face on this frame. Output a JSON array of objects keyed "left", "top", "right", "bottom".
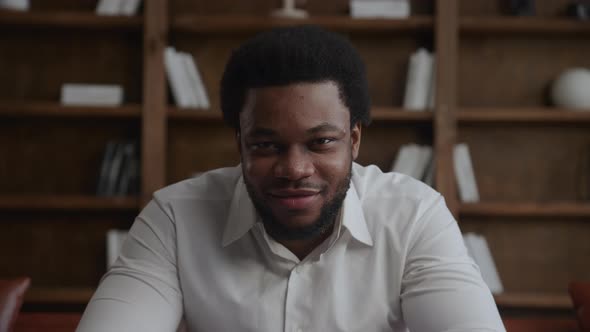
[{"left": 238, "top": 81, "right": 361, "bottom": 240}]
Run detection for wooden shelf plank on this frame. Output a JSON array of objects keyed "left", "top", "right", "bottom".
[
  {"left": 458, "top": 108, "right": 590, "bottom": 124},
  {"left": 460, "top": 202, "right": 590, "bottom": 218},
  {"left": 168, "top": 107, "right": 433, "bottom": 123},
  {"left": 0, "top": 10, "right": 142, "bottom": 29},
  {"left": 0, "top": 102, "right": 141, "bottom": 118},
  {"left": 461, "top": 16, "right": 590, "bottom": 35},
  {"left": 173, "top": 15, "right": 433, "bottom": 34},
  {"left": 494, "top": 292, "right": 572, "bottom": 309},
  {"left": 24, "top": 287, "right": 94, "bottom": 305},
  {"left": 0, "top": 195, "right": 139, "bottom": 211}
]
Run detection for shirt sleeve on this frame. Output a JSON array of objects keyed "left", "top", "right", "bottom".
[
  {"left": 400, "top": 196, "right": 506, "bottom": 332},
  {"left": 76, "top": 199, "right": 183, "bottom": 332}
]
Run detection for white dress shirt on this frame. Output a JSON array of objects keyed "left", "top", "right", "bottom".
[{"left": 77, "top": 163, "right": 505, "bottom": 332}]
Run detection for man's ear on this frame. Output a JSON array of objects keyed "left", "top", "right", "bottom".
[{"left": 351, "top": 122, "right": 361, "bottom": 160}]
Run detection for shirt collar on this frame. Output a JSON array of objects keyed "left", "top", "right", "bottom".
[{"left": 221, "top": 172, "right": 373, "bottom": 248}]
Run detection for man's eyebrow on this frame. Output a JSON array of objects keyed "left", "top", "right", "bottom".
[{"left": 306, "top": 123, "right": 345, "bottom": 135}]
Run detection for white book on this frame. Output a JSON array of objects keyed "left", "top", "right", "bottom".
[
  {"left": 106, "top": 229, "right": 128, "bottom": 268},
  {"left": 463, "top": 233, "right": 504, "bottom": 294},
  {"left": 96, "top": 0, "right": 121, "bottom": 15},
  {"left": 392, "top": 144, "right": 432, "bottom": 180},
  {"left": 403, "top": 48, "right": 434, "bottom": 111},
  {"left": 165, "top": 47, "right": 194, "bottom": 108},
  {"left": 350, "top": 0, "right": 410, "bottom": 18},
  {"left": 120, "top": 0, "right": 141, "bottom": 16},
  {"left": 180, "top": 52, "right": 210, "bottom": 109},
  {"left": 454, "top": 143, "right": 480, "bottom": 202},
  {"left": 0, "top": 0, "right": 29, "bottom": 11},
  {"left": 60, "top": 83, "right": 124, "bottom": 107},
  {"left": 391, "top": 144, "right": 416, "bottom": 175},
  {"left": 415, "top": 145, "right": 433, "bottom": 180}
]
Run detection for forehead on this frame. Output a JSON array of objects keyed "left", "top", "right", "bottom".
[{"left": 239, "top": 81, "right": 350, "bottom": 133}]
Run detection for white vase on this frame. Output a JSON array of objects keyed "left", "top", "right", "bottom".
[{"left": 551, "top": 68, "right": 590, "bottom": 110}]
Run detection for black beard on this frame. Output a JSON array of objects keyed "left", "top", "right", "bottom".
[{"left": 243, "top": 166, "right": 352, "bottom": 241}]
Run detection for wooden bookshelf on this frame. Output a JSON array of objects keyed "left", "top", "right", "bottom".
[
  {"left": 24, "top": 287, "right": 94, "bottom": 305},
  {"left": 0, "top": 102, "right": 141, "bottom": 118},
  {"left": 458, "top": 108, "right": 590, "bottom": 124},
  {"left": 2, "top": 0, "right": 589, "bottom": 315},
  {"left": 460, "top": 202, "right": 590, "bottom": 218},
  {"left": 0, "top": 195, "right": 139, "bottom": 211},
  {"left": 494, "top": 292, "right": 572, "bottom": 310},
  {"left": 167, "top": 107, "right": 434, "bottom": 123},
  {"left": 172, "top": 15, "right": 433, "bottom": 34},
  {"left": 460, "top": 16, "right": 590, "bottom": 35},
  {"left": 0, "top": 10, "right": 142, "bottom": 30}
]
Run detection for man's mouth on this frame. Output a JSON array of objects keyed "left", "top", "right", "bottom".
[{"left": 267, "top": 189, "right": 321, "bottom": 210}]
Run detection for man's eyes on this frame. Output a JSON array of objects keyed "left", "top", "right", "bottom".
[{"left": 248, "top": 138, "right": 337, "bottom": 153}]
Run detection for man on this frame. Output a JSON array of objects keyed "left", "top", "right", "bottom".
[{"left": 78, "top": 26, "right": 505, "bottom": 331}]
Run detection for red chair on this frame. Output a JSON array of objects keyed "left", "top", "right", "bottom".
[
  {"left": 570, "top": 281, "right": 590, "bottom": 332},
  {"left": 0, "top": 277, "right": 31, "bottom": 332}
]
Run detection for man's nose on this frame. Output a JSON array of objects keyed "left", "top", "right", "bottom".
[{"left": 273, "top": 146, "right": 314, "bottom": 181}]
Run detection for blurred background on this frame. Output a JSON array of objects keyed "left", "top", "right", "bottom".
[{"left": 1, "top": 0, "right": 589, "bottom": 330}]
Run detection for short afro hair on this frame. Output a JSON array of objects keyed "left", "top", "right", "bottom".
[{"left": 220, "top": 25, "right": 371, "bottom": 130}]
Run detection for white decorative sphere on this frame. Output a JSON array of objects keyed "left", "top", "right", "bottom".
[{"left": 551, "top": 68, "right": 590, "bottom": 110}]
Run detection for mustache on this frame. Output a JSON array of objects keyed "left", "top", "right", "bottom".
[{"left": 269, "top": 180, "right": 325, "bottom": 191}]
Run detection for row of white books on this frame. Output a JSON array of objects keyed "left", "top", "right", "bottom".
[
  {"left": 60, "top": 83, "right": 124, "bottom": 107},
  {"left": 96, "top": 0, "right": 141, "bottom": 16},
  {"left": 0, "top": 0, "right": 28, "bottom": 11},
  {"left": 97, "top": 141, "right": 139, "bottom": 197},
  {"left": 350, "top": 0, "right": 410, "bottom": 18},
  {"left": 403, "top": 48, "right": 436, "bottom": 111},
  {"left": 390, "top": 143, "right": 479, "bottom": 202},
  {"left": 463, "top": 232, "right": 504, "bottom": 294},
  {"left": 165, "top": 47, "right": 211, "bottom": 109}
]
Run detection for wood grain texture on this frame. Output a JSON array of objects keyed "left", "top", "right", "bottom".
[{"left": 460, "top": 217, "right": 590, "bottom": 293}]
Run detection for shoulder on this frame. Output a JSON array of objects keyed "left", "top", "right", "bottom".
[
  {"left": 351, "top": 163, "right": 445, "bottom": 229},
  {"left": 152, "top": 166, "right": 241, "bottom": 209}
]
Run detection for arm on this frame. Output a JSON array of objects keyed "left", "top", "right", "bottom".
[
  {"left": 401, "top": 196, "right": 505, "bottom": 332},
  {"left": 76, "top": 200, "right": 183, "bottom": 332}
]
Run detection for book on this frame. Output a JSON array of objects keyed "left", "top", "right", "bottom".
[
  {"left": 61, "top": 83, "right": 124, "bottom": 107},
  {"left": 97, "top": 141, "right": 118, "bottom": 196},
  {"left": 463, "top": 233, "right": 504, "bottom": 294},
  {"left": 0, "top": 0, "right": 29, "bottom": 11},
  {"left": 180, "top": 52, "right": 210, "bottom": 109},
  {"left": 104, "top": 142, "right": 125, "bottom": 196},
  {"left": 453, "top": 143, "right": 480, "bottom": 202},
  {"left": 403, "top": 48, "right": 435, "bottom": 111},
  {"left": 106, "top": 229, "right": 128, "bottom": 268},
  {"left": 165, "top": 47, "right": 195, "bottom": 108},
  {"left": 120, "top": 0, "right": 142, "bottom": 15},
  {"left": 96, "top": 0, "right": 120, "bottom": 15},
  {"left": 391, "top": 144, "right": 432, "bottom": 181},
  {"left": 350, "top": 0, "right": 410, "bottom": 18}
]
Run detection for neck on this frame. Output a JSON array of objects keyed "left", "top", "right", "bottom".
[{"left": 279, "top": 223, "right": 334, "bottom": 260}]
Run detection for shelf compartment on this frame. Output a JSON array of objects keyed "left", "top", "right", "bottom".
[
  {"left": 494, "top": 292, "right": 572, "bottom": 310},
  {"left": 168, "top": 107, "right": 433, "bottom": 123},
  {"left": 0, "top": 195, "right": 139, "bottom": 211},
  {"left": 458, "top": 108, "right": 590, "bottom": 124},
  {"left": 0, "top": 102, "right": 142, "bottom": 118},
  {"left": 0, "top": 10, "right": 142, "bottom": 30},
  {"left": 460, "top": 202, "right": 590, "bottom": 218},
  {"left": 24, "top": 287, "right": 94, "bottom": 305},
  {"left": 172, "top": 15, "right": 433, "bottom": 34},
  {"left": 460, "top": 17, "right": 590, "bottom": 35}
]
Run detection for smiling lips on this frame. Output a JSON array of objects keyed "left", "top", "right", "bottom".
[{"left": 268, "top": 189, "right": 320, "bottom": 210}]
